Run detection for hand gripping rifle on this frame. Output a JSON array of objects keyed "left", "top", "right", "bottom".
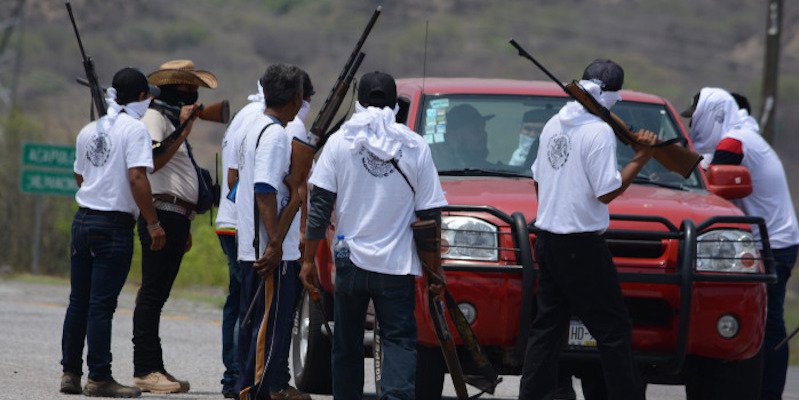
[
  {"left": 508, "top": 39, "right": 703, "bottom": 179},
  {"left": 413, "top": 219, "right": 500, "bottom": 399},
  {"left": 66, "top": 1, "right": 106, "bottom": 119},
  {"left": 240, "top": 6, "right": 381, "bottom": 330}
]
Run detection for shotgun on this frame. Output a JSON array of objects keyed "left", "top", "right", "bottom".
[
  {"left": 66, "top": 1, "right": 106, "bottom": 119},
  {"left": 508, "top": 39, "right": 703, "bottom": 179},
  {"left": 413, "top": 219, "right": 500, "bottom": 398}
]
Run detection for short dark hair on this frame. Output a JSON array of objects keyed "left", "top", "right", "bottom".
[
  {"left": 301, "top": 70, "right": 315, "bottom": 100},
  {"left": 730, "top": 92, "right": 751, "bottom": 114},
  {"left": 112, "top": 67, "right": 153, "bottom": 105},
  {"left": 260, "top": 64, "right": 303, "bottom": 108},
  {"left": 582, "top": 59, "right": 624, "bottom": 91},
  {"left": 358, "top": 71, "right": 397, "bottom": 108}
]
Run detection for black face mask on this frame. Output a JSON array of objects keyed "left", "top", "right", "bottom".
[{"left": 158, "top": 85, "right": 199, "bottom": 107}]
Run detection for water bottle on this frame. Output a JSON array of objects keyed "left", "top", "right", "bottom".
[{"left": 333, "top": 234, "right": 350, "bottom": 260}]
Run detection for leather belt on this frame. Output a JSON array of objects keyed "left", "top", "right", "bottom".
[{"left": 153, "top": 194, "right": 196, "bottom": 211}]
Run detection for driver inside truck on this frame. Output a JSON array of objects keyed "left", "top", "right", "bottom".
[{"left": 433, "top": 104, "right": 495, "bottom": 169}]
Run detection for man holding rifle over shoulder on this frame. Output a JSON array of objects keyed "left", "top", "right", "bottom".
[
  {"left": 519, "top": 60, "right": 656, "bottom": 400},
  {"left": 234, "top": 64, "right": 309, "bottom": 400},
  {"left": 60, "top": 67, "right": 163, "bottom": 398},
  {"left": 131, "top": 59, "right": 212, "bottom": 394},
  {"left": 300, "top": 71, "right": 448, "bottom": 400}
]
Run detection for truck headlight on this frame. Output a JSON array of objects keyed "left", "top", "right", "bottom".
[
  {"left": 696, "top": 230, "right": 759, "bottom": 273},
  {"left": 441, "top": 216, "right": 498, "bottom": 261}
]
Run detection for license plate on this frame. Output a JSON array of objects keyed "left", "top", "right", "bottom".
[{"left": 568, "top": 320, "right": 597, "bottom": 347}]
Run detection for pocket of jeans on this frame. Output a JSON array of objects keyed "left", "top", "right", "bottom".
[{"left": 88, "top": 227, "right": 133, "bottom": 261}]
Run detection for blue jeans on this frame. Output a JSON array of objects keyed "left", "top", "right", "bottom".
[
  {"left": 61, "top": 208, "right": 135, "bottom": 381},
  {"left": 218, "top": 233, "right": 241, "bottom": 392},
  {"left": 761, "top": 244, "right": 798, "bottom": 400},
  {"left": 333, "top": 256, "right": 417, "bottom": 400}
]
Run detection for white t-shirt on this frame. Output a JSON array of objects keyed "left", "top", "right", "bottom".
[
  {"left": 308, "top": 132, "right": 448, "bottom": 276},
  {"left": 74, "top": 113, "right": 154, "bottom": 217},
  {"left": 141, "top": 109, "right": 198, "bottom": 204},
  {"left": 215, "top": 101, "right": 264, "bottom": 229},
  {"left": 532, "top": 115, "right": 622, "bottom": 234},
  {"left": 718, "top": 128, "right": 799, "bottom": 249},
  {"left": 236, "top": 115, "right": 301, "bottom": 262}
]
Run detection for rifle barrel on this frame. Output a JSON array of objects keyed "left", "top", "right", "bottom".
[{"left": 509, "top": 39, "right": 568, "bottom": 92}]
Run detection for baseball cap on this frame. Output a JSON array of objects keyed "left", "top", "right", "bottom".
[
  {"left": 680, "top": 92, "right": 700, "bottom": 118},
  {"left": 358, "top": 71, "right": 397, "bottom": 108},
  {"left": 112, "top": 67, "right": 160, "bottom": 101},
  {"left": 582, "top": 59, "right": 624, "bottom": 92},
  {"left": 446, "top": 104, "right": 494, "bottom": 131}
]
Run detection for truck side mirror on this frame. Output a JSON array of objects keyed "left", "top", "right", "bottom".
[{"left": 706, "top": 165, "right": 752, "bottom": 200}]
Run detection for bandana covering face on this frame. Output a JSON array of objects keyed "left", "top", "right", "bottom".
[
  {"left": 296, "top": 100, "right": 311, "bottom": 123},
  {"left": 100, "top": 87, "right": 151, "bottom": 132},
  {"left": 688, "top": 88, "right": 743, "bottom": 154},
  {"left": 736, "top": 109, "right": 760, "bottom": 134},
  {"left": 342, "top": 102, "right": 415, "bottom": 159},
  {"left": 246, "top": 80, "right": 266, "bottom": 112},
  {"left": 557, "top": 79, "right": 622, "bottom": 126}
]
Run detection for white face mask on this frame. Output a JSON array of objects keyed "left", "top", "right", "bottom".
[
  {"left": 296, "top": 100, "right": 311, "bottom": 122},
  {"left": 123, "top": 97, "right": 152, "bottom": 120}
]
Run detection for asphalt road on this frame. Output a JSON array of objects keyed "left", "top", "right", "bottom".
[{"left": 1, "top": 277, "right": 798, "bottom": 400}]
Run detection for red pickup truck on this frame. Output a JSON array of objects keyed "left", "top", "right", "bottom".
[{"left": 291, "top": 78, "right": 775, "bottom": 398}]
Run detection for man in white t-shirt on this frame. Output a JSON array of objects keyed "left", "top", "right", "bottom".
[
  {"left": 520, "top": 60, "right": 655, "bottom": 400},
  {"left": 132, "top": 59, "right": 212, "bottom": 394},
  {"left": 214, "top": 80, "right": 265, "bottom": 398},
  {"left": 234, "top": 64, "right": 307, "bottom": 400},
  {"left": 300, "top": 71, "right": 448, "bottom": 399},
  {"left": 682, "top": 89, "right": 799, "bottom": 400},
  {"left": 61, "top": 67, "right": 164, "bottom": 398}
]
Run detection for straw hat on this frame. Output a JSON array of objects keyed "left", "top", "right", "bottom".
[{"left": 147, "top": 59, "right": 218, "bottom": 89}]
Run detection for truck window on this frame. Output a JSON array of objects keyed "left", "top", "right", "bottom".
[{"left": 417, "top": 94, "right": 703, "bottom": 189}]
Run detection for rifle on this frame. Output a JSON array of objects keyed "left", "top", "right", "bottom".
[
  {"left": 413, "top": 219, "right": 500, "bottom": 398},
  {"left": 508, "top": 39, "right": 703, "bottom": 179},
  {"left": 241, "top": 6, "right": 381, "bottom": 329},
  {"left": 66, "top": 1, "right": 106, "bottom": 119},
  {"left": 75, "top": 77, "right": 231, "bottom": 124}
]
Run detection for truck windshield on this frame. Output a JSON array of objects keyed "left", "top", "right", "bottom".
[{"left": 416, "top": 94, "right": 703, "bottom": 190}]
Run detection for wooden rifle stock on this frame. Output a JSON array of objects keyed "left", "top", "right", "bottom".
[
  {"left": 509, "top": 38, "right": 702, "bottom": 179},
  {"left": 564, "top": 82, "right": 702, "bottom": 178}
]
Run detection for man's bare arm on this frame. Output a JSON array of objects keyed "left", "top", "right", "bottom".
[{"left": 129, "top": 166, "right": 166, "bottom": 250}]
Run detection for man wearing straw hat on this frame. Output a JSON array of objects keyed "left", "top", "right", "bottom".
[{"left": 131, "top": 59, "right": 214, "bottom": 394}]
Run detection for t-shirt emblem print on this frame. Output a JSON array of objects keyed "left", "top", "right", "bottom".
[
  {"left": 86, "top": 130, "right": 111, "bottom": 167},
  {"left": 359, "top": 147, "right": 400, "bottom": 178},
  {"left": 547, "top": 134, "right": 570, "bottom": 170}
]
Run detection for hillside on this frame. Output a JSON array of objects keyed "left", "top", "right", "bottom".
[{"left": 2, "top": 0, "right": 799, "bottom": 273}]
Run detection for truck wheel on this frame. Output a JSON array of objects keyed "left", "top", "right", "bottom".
[
  {"left": 685, "top": 351, "right": 763, "bottom": 400},
  {"left": 291, "top": 291, "right": 333, "bottom": 394},
  {"left": 415, "top": 344, "right": 446, "bottom": 399}
]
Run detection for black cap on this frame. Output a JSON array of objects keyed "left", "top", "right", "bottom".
[
  {"left": 358, "top": 71, "right": 397, "bottom": 108},
  {"left": 112, "top": 67, "right": 160, "bottom": 103},
  {"left": 680, "top": 92, "right": 700, "bottom": 118},
  {"left": 582, "top": 59, "right": 624, "bottom": 92},
  {"left": 446, "top": 104, "right": 494, "bottom": 131}
]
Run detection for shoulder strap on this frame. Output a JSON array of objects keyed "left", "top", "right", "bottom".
[{"left": 390, "top": 158, "right": 415, "bottom": 196}]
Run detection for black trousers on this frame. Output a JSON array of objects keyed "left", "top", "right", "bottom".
[
  {"left": 132, "top": 209, "right": 191, "bottom": 377},
  {"left": 519, "top": 231, "right": 643, "bottom": 400}
]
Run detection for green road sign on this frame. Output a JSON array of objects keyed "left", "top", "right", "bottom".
[
  {"left": 20, "top": 169, "right": 77, "bottom": 196},
  {"left": 21, "top": 142, "right": 75, "bottom": 169}
]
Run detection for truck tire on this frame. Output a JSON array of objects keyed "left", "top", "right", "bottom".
[
  {"left": 685, "top": 351, "right": 763, "bottom": 400},
  {"left": 415, "top": 344, "right": 446, "bottom": 399},
  {"left": 291, "top": 291, "right": 333, "bottom": 394}
]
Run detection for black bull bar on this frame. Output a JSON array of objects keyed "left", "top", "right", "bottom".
[{"left": 440, "top": 205, "right": 776, "bottom": 373}]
